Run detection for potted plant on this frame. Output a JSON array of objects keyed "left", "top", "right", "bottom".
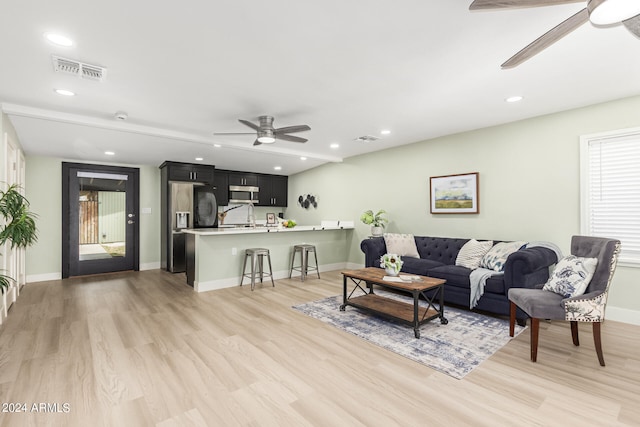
[
  {"left": 360, "top": 209, "right": 388, "bottom": 237},
  {"left": 0, "top": 183, "right": 38, "bottom": 294}
]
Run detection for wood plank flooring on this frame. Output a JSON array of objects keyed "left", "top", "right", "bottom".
[{"left": 0, "top": 269, "right": 638, "bottom": 426}]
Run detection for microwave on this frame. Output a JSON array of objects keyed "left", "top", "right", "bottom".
[{"left": 229, "top": 185, "right": 259, "bottom": 204}]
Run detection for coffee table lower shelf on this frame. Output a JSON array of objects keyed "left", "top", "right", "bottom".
[{"left": 345, "top": 294, "right": 440, "bottom": 324}]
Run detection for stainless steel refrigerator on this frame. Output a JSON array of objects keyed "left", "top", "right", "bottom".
[{"left": 167, "top": 184, "right": 217, "bottom": 273}]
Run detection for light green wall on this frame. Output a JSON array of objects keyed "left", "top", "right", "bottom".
[
  {"left": 287, "top": 95, "right": 640, "bottom": 316},
  {"left": 24, "top": 156, "right": 161, "bottom": 278}
]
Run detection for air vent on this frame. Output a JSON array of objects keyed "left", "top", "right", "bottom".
[
  {"left": 354, "top": 135, "right": 380, "bottom": 143},
  {"left": 52, "top": 55, "right": 107, "bottom": 82}
]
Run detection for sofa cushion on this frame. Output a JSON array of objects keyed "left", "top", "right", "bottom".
[
  {"left": 427, "top": 265, "right": 471, "bottom": 289},
  {"left": 455, "top": 239, "right": 494, "bottom": 269},
  {"left": 401, "top": 257, "right": 445, "bottom": 276},
  {"left": 383, "top": 233, "right": 419, "bottom": 258},
  {"left": 415, "top": 237, "right": 468, "bottom": 264},
  {"left": 480, "top": 241, "right": 527, "bottom": 271},
  {"left": 543, "top": 255, "right": 598, "bottom": 298}
]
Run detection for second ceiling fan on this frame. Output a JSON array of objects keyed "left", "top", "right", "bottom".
[
  {"left": 469, "top": 0, "right": 640, "bottom": 68},
  {"left": 214, "top": 116, "right": 311, "bottom": 146}
]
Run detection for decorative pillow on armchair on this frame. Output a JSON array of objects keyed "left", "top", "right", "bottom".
[
  {"left": 543, "top": 255, "right": 598, "bottom": 298},
  {"left": 480, "top": 241, "right": 527, "bottom": 271},
  {"left": 383, "top": 233, "right": 419, "bottom": 258},
  {"left": 455, "top": 239, "right": 494, "bottom": 269}
]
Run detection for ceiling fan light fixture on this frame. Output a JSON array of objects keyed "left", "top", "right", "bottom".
[
  {"left": 257, "top": 135, "right": 276, "bottom": 143},
  {"left": 588, "top": 0, "right": 640, "bottom": 25}
]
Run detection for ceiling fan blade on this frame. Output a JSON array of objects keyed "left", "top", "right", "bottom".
[
  {"left": 274, "top": 125, "right": 311, "bottom": 134},
  {"left": 469, "top": 0, "right": 582, "bottom": 10},
  {"left": 623, "top": 14, "right": 640, "bottom": 38},
  {"left": 501, "top": 8, "right": 589, "bottom": 69},
  {"left": 238, "top": 119, "right": 260, "bottom": 131},
  {"left": 253, "top": 139, "right": 262, "bottom": 146},
  {"left": 213, "top": 132, "right": 255, "bottom": 135},
  {"left": 276, "top": 134, "right": 308, "bottom": 143}
]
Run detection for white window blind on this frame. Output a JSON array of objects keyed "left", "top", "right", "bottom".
[{"left": 581, "top": 130, "right": 640, "bottom": 265}]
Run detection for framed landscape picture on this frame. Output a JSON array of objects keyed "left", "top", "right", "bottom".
[{"left": 430, "top": 172, "right": 479, "bottom": 214}]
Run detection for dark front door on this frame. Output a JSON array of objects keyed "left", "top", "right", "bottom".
[{"left": 62, "top": 162, "right": 140, "bottom": 278}]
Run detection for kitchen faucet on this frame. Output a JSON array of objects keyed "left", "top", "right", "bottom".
[{"left": 247, "top": 201, "right": 256, "bottom": 228}]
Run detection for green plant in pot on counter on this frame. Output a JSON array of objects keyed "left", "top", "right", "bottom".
[
  {"left": 0, "top": 184, "right": 38, "bottom": 293},
  {"left": 360, "top": 209, "right": 387, "bottom": 237}
]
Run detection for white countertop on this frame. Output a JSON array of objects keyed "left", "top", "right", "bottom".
[{"left": 183, "top": 225, "right": 353, "bottom": 236}]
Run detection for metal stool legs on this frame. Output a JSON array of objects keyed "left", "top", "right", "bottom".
[
  {"left": 288, "top": 244, "right": 320, "bottom": 281},
  {"left": 240, "top": 248, "right": 274, "bottom": 291}
]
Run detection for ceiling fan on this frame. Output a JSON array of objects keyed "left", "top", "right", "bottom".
[
  {"left": 469, "top": 0, "right": 640, "bottom": 68},
  {"left": 214, "top": 115, "right": 311, "bottom": 146}
]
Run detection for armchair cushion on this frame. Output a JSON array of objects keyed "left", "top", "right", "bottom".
[
  {"left": 542, "top": 255, "right": 598, "bottom": 298},
  {"left": 508, "top": 288, "right": 566, "bottom": 320}
]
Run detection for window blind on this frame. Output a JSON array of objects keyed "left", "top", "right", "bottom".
[{"left": 586, "top": 135, "right": 640, "bottom": 263}]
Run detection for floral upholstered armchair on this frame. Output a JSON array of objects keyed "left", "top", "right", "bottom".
[{"left": 508, "top": 235, "right": 621, "bottom": 366}]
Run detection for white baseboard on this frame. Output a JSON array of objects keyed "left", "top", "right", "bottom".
[
  {"left": 140, "top": 262, "right": 161, "bottom": 271},
  {"left": 606, "top": 306, "right": 640, "bottom": 326},
  {"left": 194, "top": 262, "right": 354, "bottom": 293},
  {"left": 26, "top": 272, "right": 62, "bottom": 283}
]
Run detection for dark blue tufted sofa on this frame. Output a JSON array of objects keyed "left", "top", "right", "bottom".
[{"left": 360, "top": 236, "right": 558, "bottom": 320}]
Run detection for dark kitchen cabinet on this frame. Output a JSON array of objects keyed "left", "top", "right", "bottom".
[
  {"left": 257, "top": 174, "right": 288, "bottom": 207},
  {"left": 161, "top": 161, "right": 214, "bottom": 185},
  {"left": 228, "top": 172, "right": 258, "bottom": 187},
  {"left": 212, "top": 170, "right": 229, "bottom": 206}
]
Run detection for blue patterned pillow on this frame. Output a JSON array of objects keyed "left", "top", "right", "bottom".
[
  {"left": 543, "top": 255, "right": 598, "bottom": 298},
  {"left": 480, "top": 241, "right": 526, "bottom": 272}
]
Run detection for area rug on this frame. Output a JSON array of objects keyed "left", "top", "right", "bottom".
[{"left": 292, "top": 291, "right": 526, "bottom": 379}]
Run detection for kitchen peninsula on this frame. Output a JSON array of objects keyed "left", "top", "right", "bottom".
[{"left": 183, "top": 224, "right": 354, "bottom": 292}]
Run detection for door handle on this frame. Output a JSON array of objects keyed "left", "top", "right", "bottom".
[
  {"left": 128, "top": 213, "right": 135, "bottom": 218},
  {"left": 128, "top": 220, "right": 135, "bottom": 224}
]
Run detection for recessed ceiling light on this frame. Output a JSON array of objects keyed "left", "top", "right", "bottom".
[
  {"left": 105, "top": 151, "right": 115, "bottom": 156},
  {"left": 300, "top": 156, "right": 307, "bottom": 161},
  {"left": 54, "top": 89, "right": 75, "bottom": 96},
  {"left": 44, "top": 33, "right": 73, "bottom": 47},
  {"left": 213, "top": 144, "right": 222, "bottom": 148},
  {"left": 505, "top": 95, "right": 523, "bottom": 103},
  {"left": 274, "top": 166, "right": 282, "bottom": 171},
  {"left": 330, "top": 143, "right": 340, "bottom": 149},
  {"left": 381, "top": 130, "right": 391, "bottom": 135},
  {"left": 195, "top": 157, "right": 203, "bottom": 161}
]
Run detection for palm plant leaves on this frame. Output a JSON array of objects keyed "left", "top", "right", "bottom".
[{"left": 0, "top": 183, "right": 38, "bottom": 294}]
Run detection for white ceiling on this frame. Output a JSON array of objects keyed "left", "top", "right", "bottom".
[{"left": 1, "top": 1, "right": 640, "bottom": 175}]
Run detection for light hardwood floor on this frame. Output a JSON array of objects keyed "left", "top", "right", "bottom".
[{"left": 0, "top": 269, "right": 638, "bottom": 427}]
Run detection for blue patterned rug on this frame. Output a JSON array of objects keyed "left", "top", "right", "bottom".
[{"left": 292, "top": 291, "right": 526, "bottom": 379}]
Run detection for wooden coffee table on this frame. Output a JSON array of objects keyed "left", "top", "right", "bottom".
[{"left": 340, "top": 267, "right": 447, "bottom": 338}]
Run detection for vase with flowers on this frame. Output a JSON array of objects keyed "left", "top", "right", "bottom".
[{"left": 380, "top": 253, "right": 403, "bottom": 277}]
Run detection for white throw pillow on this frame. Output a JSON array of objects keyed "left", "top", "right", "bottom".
[
  {"left": 480, "top": 241, "right": 527, "bottom": 272},
  {"left": 383, "top": 233, "right": 419, "bottom": 258},
  {"left": 543, "top": 255, "right": 598, "bottom": 298},
  {"left": 455, "top": 239, "right": 494, "bottom": 269}
]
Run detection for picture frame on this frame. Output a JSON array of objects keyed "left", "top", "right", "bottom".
[
  {"left": 266, "top": 212, "right": 277, "bottom": 224},
  {"left": 430, "top": 172, "right": 479, "bottom": 214}
]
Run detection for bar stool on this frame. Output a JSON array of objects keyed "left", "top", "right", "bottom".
[
  {"left": 240, "top": 248, "right": 274, "bottom": 291},
  {"left": 289, "top": 244, "right": 320, "bottom": 281}
]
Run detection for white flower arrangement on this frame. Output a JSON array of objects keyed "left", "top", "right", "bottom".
[{"left": 380, "top": 253, "right": 403, "bottom": 275}]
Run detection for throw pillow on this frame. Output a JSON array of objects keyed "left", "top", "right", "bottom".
[
  {"left": 543, "top": 255, "right": 598, "bottom": 298},
  {"left": 383, "top": 233, "right": 419, "bottom": 258},
  {"left": 455, "top": 239, "right": 494, "bottom": 269},
  {"left": 480, "top": 241, "right": 527, "bottom": 272}
]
